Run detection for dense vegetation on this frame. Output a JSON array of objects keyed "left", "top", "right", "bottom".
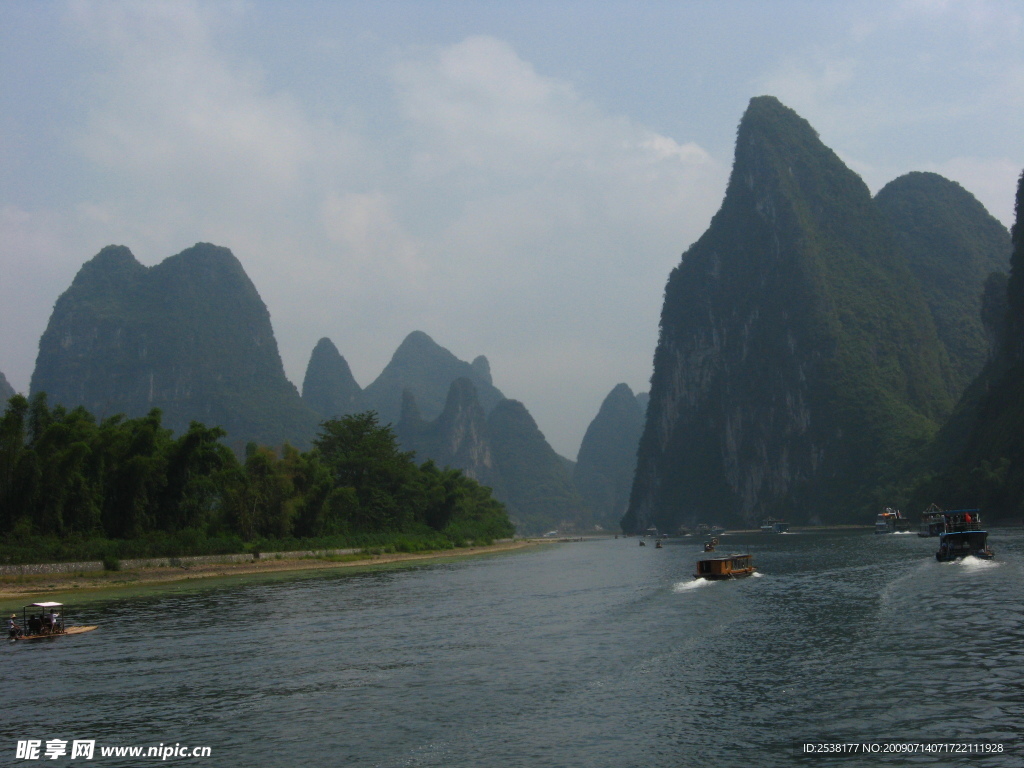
[
  {"left": 875, "top": 172, "right": 1012, "bottom": 395},
  {"left": 911, "top": 170, "right": 1024, "bottom": 521},
  {"left": 0, "top": 394, "right": 514, "bottom": 565}
]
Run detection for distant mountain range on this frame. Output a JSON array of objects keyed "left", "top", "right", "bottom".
[
  {"left": 302, "top": 332, "right": 585, "bottom": 535},
  {"left": 26, "top": 249, "right": 590, "bottom": 534},
  {"left": 301, "top": 330, "right": 504, "bottom": 426},
  {"left": 624, "top": 96, "right": 1011, "bottom": 532},
  {"left": 24, "top": 96, "right": 1019, "bottom": 535}
]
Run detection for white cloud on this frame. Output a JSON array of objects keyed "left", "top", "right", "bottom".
[
  {"left": 11, "top": 3, "right": 1016, "bottom": 456},
  {"left": 321, "top": 191, "right": 424, "bottom": 278}
]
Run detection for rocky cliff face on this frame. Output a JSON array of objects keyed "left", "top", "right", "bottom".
[
  {"left": 875, "top": 172, "right": 1012, "bottom": 394},
  {"left": 361, "top": 331, "right": 504, "bottom": 427},
  {"left": 624, "top": 96, "right": 954, "bottom": 532},
  {"left": 301, "top": 337, "right": 362, "bottom": 421},
  {"left": 396, "top": 378, "right": 585, "bottom": 534},
  {"left": 0, "top": 371, "right": 15, "bottom": 403},
  {"left": 397, "top": 377, "right": 503, "bottom": 495},
  {"left": 31, "top": 243, "right": 319, "bottom": 449},
  {"left": 573, "top": 383, "right": 644, "bottom": 528}
]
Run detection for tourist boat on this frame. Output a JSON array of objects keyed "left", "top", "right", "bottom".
[
  {"left": 694, "top": 553, "right": 756, "bottom": 580},
  {"left": 935, "top": 511, "right": 993, "bottom": 561},
  {"left": 874, "top": 507, "right": 912, "bottom": 534},
  {"left": 655, "top": 539, "right": 663, "bottom": 549},
  {"left": 918, "top": 503, "right": 949, "bottom": 537},
  {"left": 8, "top": 602, "right": 97, "bottom": 642},
  {"left": 760, "top": 517, "right": 789, "bottom": 533}
]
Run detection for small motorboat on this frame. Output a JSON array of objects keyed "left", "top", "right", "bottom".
[{"left": 694, "top": 553, "right": 756, "bottom": 580}]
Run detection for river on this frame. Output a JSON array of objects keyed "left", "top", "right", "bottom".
[{"left": 4, "top": 529, "right": 1022, "bottom": 767}]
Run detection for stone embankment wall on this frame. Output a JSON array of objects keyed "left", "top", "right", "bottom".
[{"left": 0, "top": 549, "right": 362, "bottom": 577}]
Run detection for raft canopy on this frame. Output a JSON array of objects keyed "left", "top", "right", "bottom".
[{"left": 29, "top": 602, "right": 63, "bottom": 608}]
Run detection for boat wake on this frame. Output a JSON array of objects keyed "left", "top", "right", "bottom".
[
  {"left": 751, "top": 571, "right": 764, "bottom": 577},
  {"left": 892, "top": 530, "right": 914, "bottom": 535},
  {"left": 673, "top": 579, "right": 715, "bottom": 592},
  {"left": 947, "top": 555, "right": 1001, "bottom": 571}
]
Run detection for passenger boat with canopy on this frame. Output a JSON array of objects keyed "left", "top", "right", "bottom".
[
  {"left": 935, "top": 511, "right": 993, "bottom": 561},
  {"left": 7, "top": 603, "right": 97, "bottom": 641},
  {"left": 694, "top": 553, "right": 756, "bottom": 580}
]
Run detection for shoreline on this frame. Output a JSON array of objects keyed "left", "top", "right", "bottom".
[{"left": 0, "top": 539, "right": 558, "bottom": 602}]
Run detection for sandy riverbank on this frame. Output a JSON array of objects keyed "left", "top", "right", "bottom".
[{"left": 0, "top": 539, "right": 556, "bottom": 601}]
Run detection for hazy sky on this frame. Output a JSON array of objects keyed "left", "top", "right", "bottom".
[{"left": 2, "top": 1, "right": 1022, "bottom": 457}]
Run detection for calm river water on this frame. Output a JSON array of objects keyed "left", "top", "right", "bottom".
[{"left": 4, "top": 529, "right": 1023, "bottom": 767}]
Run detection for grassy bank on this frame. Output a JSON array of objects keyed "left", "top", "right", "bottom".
[
  {"left": 0, "top": 528, "right": 502, "bottom": 568},
  {"left": 0, "top": 539, "right": 551, "bottom": 604}
]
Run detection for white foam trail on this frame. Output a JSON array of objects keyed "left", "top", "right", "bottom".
[
  {"left": 892, "top": 530, "right": 914, "bottom": 535},
  {"left": 958, "top": 556, "right": 1000, "bottom": 571},
  {"left": 751, "top": 571, "right": 765, "bottom": 577},
  {"left": 673, "top": 579, "right": 714, "bottom": 592}
]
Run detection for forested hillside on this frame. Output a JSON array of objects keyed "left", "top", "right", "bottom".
[
  {"left": 912, "top": 170, "right": 1024, "bottom": 520},
  {"left": 625, "top": 96, "right": 955, "bottom": 532}
]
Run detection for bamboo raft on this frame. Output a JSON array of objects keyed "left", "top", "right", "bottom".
[{"left": 16, "top": 626, "right": 98, "bottom": 641}]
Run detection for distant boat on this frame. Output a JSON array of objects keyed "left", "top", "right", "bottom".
[
  {"left": 694, "top": 553, "right": 756, "bottom": 580},
  {"left": 760, "top": 517, "right": 789, "bottom": 533},
  {"left": 874, "top": 507, "right": 912, "bottom": 534},
  {"left": 918, "top": 503, "right": 953, "bottom": 537},
  {"left": 935, "top": 511, "right": 993, "bottom": 561}
]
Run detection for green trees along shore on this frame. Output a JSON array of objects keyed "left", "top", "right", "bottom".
[{"left": 0, "top": 393, "right": 514, "bottom": 565}]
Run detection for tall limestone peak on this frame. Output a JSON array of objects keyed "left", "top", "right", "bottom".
[
  {"left": 31, "top": 243, "right": 319, "bottom": 449},
  {"left": 875, "top": 172, "right": 1012, "bottom": 392},
  {"left": 301, "top": 337, "right": 362, "bottom": 420},
  {"left": 574, "top": 383, "right": 644, "bottom": 529},
  {"left": 624, "top": 96, "right": 953, "bottom": 532},
  {"left": 361, "top": 331, "right": 504, "bottom": 426},
  {"left": 487, "top": 399, "right": 586, "bottom": 534},
  {"left": 471, "top": 355, "right": 492, "bottom": 385},
  {"left": 915, "top": 169, "right": 1024, "bottom": 518}
]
